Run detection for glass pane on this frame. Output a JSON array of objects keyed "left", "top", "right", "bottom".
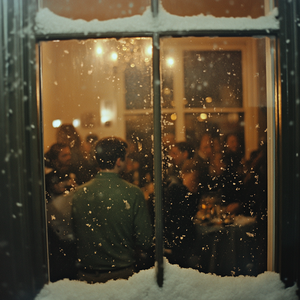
[
  {"left": 40, "top": 37, "right": 154, "bottom": 282},
  {"left": 161, "top": 36, "right": 271, "bottom": 276},
  {"left": 40, "top": 0, "right": 150, "bottom": 21},
  {"left": 185, "top": 112, "right": 245, "bottom": 148},
  {"left": 184, "top": 51, "right": 243, "bottom": 108},
  {"left": 161, "top": 0, "right": 267, "bottom": 18}
]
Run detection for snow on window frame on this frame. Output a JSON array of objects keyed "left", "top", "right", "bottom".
[{"left": 35, "top": 4, "right": 279, "bottom": 37}]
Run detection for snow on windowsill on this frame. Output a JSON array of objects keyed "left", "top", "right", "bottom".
[
  {"left": 35, "top": 5, "right": 279, "bottom": 36},
  {"left": 35, "top": 260, "right": 297, "bottom": 300}
]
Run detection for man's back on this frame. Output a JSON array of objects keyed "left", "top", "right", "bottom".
[{"left": 72, "top": 172, "right": 153, "bottom": 271}]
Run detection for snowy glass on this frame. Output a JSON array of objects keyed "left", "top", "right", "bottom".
[
  {"left": 40, "top": 34, "right": 274, "bottom": 278},
  {"left": 40, "top": 37, "right": 153, "bottom": 153},
  {"left": 40, "top": 0, "right": 150, "bottom": 21},
  {"left": 40, "top": 37, "right": 154, "bottom": 280},
  {"left": 161, "top": 36, "right": 271, "bottom": 275}
]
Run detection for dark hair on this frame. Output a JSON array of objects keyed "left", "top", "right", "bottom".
[
  {"left": 181, "top": 158, "right": 199, "bottom": 175},
  {"left": 95, "top": 137, "right": 128, "bottom": 170},
  {"left": 86, "top": 133, "right": 99, "bottom": 144},
  {"left": 57, "top": 124, "right": 81, "bottom": 149},
  {"left": 225, "top": 132, "right": 239, "bottom": 143},
  {"left": 175, "top": 141, "right": 195, "bottom": 159},
  {"left": 44, "top": 143, "right": 69, "bottom": 168}
]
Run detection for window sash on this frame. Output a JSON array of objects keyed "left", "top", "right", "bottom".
[{"left": 36, "top": 0, "right": 279, "bottom": 287}]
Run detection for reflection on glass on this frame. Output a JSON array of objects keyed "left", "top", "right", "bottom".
[{"left": 161, "top": 36, "right": 270, "bottom": 276}]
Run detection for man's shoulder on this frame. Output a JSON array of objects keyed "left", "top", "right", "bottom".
[
  {"left": 118, "top": 178, "right": 145, "bottom": 197},
  {"left": 74, "top": 174, "right": 143, "bottom": 196},
  {"left": 73, "top": 179, "right": 95, "bottom": 197}
]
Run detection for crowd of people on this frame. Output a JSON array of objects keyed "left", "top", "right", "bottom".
[
  {"left": 163, "top": 132, "right": 267, "bottom": 269},
  {"left": 44, "top": 125, "right": 155, "bottom": 283},
  {"left": 44, "top": 124, "right": 267, "bottom": 282}
]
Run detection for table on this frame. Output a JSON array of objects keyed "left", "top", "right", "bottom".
[{"left": 194, "top": 215, "right": 266, "bottom": 276}]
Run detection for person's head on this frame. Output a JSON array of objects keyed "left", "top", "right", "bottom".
[
  {"left": 199, "top": 133, "right": 212, "bottom": 159},
  {"left": 86, "top": 133, "right": 99, "bottom": 145},
  {"left": 225, "top": 133, "right": 240, "bottom": 153},
  {"left": 84, "top": 133, "right": 99, "bottom": 154},
  {"left": 170, "top": 142, "right": 194, "bottom": 167},
  {"left": 212, "top": 136, "right": 222, "bottom": 154},
  {"left": 95, "top": 137, "right": 128, "bottom": 170},
  {"left": 162, "top": 133, "right": 176, "bottom": 153},
  {"left": 181, "top": 159, "right": 199, "bottom": 193},
  {"left": 45, "top": 143, "right": 71, "bottom": 170},
  {"left": 57, "top": 124, "right": 82, "bottom": 149}
]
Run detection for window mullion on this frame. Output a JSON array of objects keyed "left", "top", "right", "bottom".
[{"left": 153, "top": 32, "right": 164, "bottom": 287}]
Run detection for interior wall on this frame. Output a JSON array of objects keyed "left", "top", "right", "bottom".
[
  {"left": 41, "top": 41, "right": 125, "bottom": 152},
  {"left": 40, "top": 0, "right": 150, "bottom": 21},
  {"left": 40, "top": 0, "right": 265, "bottom": 20},
  {"left": 161, "top": 0, "right": 265, "bottom": 18}
]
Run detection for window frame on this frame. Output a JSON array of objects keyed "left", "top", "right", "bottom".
[{"left": 1, "top": 0, "right": 300, "bottom": 299}]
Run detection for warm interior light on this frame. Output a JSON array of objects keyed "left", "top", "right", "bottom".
[
  {"left": 205, "top": 96, "right": 213, "bottom": 103},
  {"left": 72, "top": 119, "right": 80, "bottom": 128},
  {"left": 167, "top": 57, "right": 174, "bottom": 66},
  {"left": 200, "top": 113, "right": 207, "bottom": 120},
  {"left": 52, "top": 119, "right": 62, "bottom": 128},
  {"left": 167, "top": 57, "right": 174, "bottom": 67},
  {"left": 163, "top": 87, "right": 171, "bottom": 95},
  {"left": 171, "top": 113, "right": 177, "bottom": 121},
  {"left": 96, "top": 47, "right": 103, "bottom": 55},
  {"left": 146, "top": 45, "right": 152, "bottom": 55},
  {"left": 197, "top": 113, "right": 208, "bottom": 122},
  {"left": 101, "top": 108, "right": 113, "bottom": 124},
  {"left": 101, "top": 100, "right": 114, "bottom": 126},
  {"left": 111, "top": 52, "right": 118, "bottom": 61}
]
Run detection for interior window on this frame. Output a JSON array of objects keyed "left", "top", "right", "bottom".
[{"left": 160, "top": 36, "right": 271, "bottom": 275}]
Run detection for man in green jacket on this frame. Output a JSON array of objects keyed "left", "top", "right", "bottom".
[{"left": 72, "top": 137, "right": 153, "bottom": 283}]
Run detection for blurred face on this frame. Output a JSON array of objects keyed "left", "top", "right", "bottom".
[
  {"left": 199, "top": 134, "right": 212, "bottom": 159},
  {"left": 57, "top": 146, "right": 71, "bottom": 167},
  {"left": 170, "top": 146, "right": 187, "bottom": 167},
  {"left": 182, "top": 171, "right": 198, "bottom": 193},
  {"left": 226, "top": 135, "right": 239, "bottom": 152}
]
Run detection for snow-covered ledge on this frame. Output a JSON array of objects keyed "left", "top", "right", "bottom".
[
  {"left": 35, "top": 5, "right": 279, "bottom": 36},
  {"left": 35, "top": 260, "right": 297, "bottom": 300}
]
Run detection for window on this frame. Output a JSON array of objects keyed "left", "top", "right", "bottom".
[
  {"left": 39, "top": 2, "right": 277, "bottom": 281},
  {"left": 3, "top": 0, "right": 300, "bottom": 298}
]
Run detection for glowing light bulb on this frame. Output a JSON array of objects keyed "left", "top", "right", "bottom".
[
  {"left": 111, "top": 52, "right": 118, "bottom": 61},
  {"left": 167, "top": 58, "right": 174, "bottom": 66},
  {"left": 205, "top": 97, "right": 213, "bottom": 103},
  {"left": 147, "top": 46, "right": 152, "bottom": 55},
  {"left": 200, "top": 113, "right": 207, "bottom": 120},
  {"left": 171, "top": 113, "right": 177, "bottom": 121},
  {"left": 72, "top": 119, "right": 80, "bottom": 128},
  {"left": 52, "top": 119, "right": 62, "bottom": 128},
  {"left": 197, "top": 113, "right": 208, "bottom": 122},
  {"left": 96, "top": 47, "right": 103, "bottom": 55}
]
